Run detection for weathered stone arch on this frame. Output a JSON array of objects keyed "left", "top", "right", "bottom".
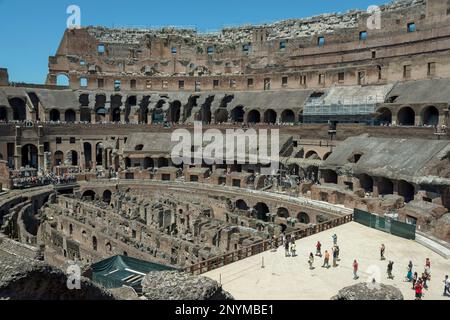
[{"left": 397, "top": 106, "right": 415, "bottom": 126}]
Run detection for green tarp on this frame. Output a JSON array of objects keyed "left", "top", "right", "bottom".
[
  {"left": 354, "top": 209, "right": 416, "bottom": 240},
  {"left": 91, "top": 255, "right": 175, "bottom": 289}
]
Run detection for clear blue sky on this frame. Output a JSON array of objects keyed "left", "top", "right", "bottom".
[{"left": 0, "top": 0, "right": 387, "bottom": 84}]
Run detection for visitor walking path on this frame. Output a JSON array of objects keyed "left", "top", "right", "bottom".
[{"left": 204, "top": 222, "right": 450, "bottom": 300}]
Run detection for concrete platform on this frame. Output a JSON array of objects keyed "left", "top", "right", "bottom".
[{"left": 204, "top": 222, "right": 450, "bottom": 300}]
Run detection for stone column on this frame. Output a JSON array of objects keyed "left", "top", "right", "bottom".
[{"left": 37, "top": 125, "right": 45, "bottom": 173}]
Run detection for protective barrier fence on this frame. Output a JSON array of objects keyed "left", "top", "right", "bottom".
[{"left": 354, "top": 208, "right": 416, "bottom": 240}]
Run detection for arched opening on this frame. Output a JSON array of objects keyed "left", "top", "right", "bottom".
[
  {"left": 264, "top": 109, "right": 277, "bottom": 124},
  {"left": 67, "top": 150, "right": 78, "bottom": 166},
  {"left": 111, "top": 108, "right": 121, "bottom": 122},
  {"left": 236, "top": 199, "right": 248, "bottom": 211},
  {"left": 198, "top": 104, "right": 212, "bottom": 124},
  {"left": 376, "top": 107, "right": 392, "bottom": 125},
  {"left": 0, "top": 106, "right": 8, "bottom": 121},
  {"left": 289, "top": 164, "right": 300, "bottom": 176},
  {"left": 152, "top": 100, "right": 165, "bottom": 124},
  {"left": 83, "top": 142, "right": 92, "bottom": 169},
  {"left": 421, "top": 106, "right": 439, "bottom": 126},
  {"left": 124, "top": 157, "right": 131, "bottom": 169},
  {"left": 65, "top": 109, "right": 76, "bottom": 123},
  {"left": 358, "top": 174, "right": 373, "bottom": 193},
  {"left": 378, "top": 177, "right": 393, "bottom": 195},
  {"left": 95, "top": 107, "right": 107, "bottom": 123},
  {"left": 80, "top": 108, "right": 91, "bottom": 122},
  {"left": 247, "top": 110, "right": 261, "bottom": 124},
  {"left": 281, "top": 109, "right": 295, "bottom": 123},
  {"left": 111, "top": 95, "right": 122, "bottom": 122},
  {"left": 323, "top": 152, "right": 332, "bottom": 161},
  {"left": 306, "top": 166, "right": 319, "bottom": 182},
  {"left": 277, "top": 207, "right": 289, "bottom": 218},
  {"left": 254, "top": 202, "right": 269, "bottom": 222},
  {"left": 398, "top": 180, "right": 415, "bottom": 203},
  {"left": 9, "top": 98, "right": 26, "bottom": 121},
  {"left": 322, "top": 169, "right": 338, "bottom": 184},
  {"left": 79, "top": 94, "right": 89, "bottom": 107},
  {"left": 169, "top": 101, "right": 181, "bottom": 123},
  {"left": 106, "top": 242, "right": 112, "bottom": 252},
  {"left": 96, "top": 143, "right": 104, "bottom": 166},
  {"left": 103, "top": 190, "right": 112, "bottom": 204},
  {"left": 69, "top": 224, "right": 73, "bottom": 235},
  {"left": 56, "top": 74, "right": 69, "bottom": 86},
  {"left": 21, "top": 144, "right": 38, "bottom": 168},
  {"left": 54, "top": 151, "right": 64, "bottom": 166},
  {"left": 95, "top": 94, "right": 107, "bottom": 123},
  {"left": 144, "top": 157, "right": 154, "bottom": 169},
  {"left": 158, "top": 157, "right": 169, "bottom": 168},
  {"left": 231, "top": 106, "right": 245, "bottom": 123},
  {"left": 92, "top": 236, "right": 98, "bottom": 251},
  {"left": 305, "top": 150, "right": 320, "bottom": 160},
  {"left": 49, "top": 109, "right": 60, "bottom": 122},
  {"left": 214, "top": 108, "right": 229, "bottom": 123},
  {"left": 82, "top": 190, "right": 96, "bottom": 201},
  {"left": 297, "top": 212, "right": 310, "bottom": 224},
  {"left": 397, "top": 107, "right": 415, "bottom": 126}
]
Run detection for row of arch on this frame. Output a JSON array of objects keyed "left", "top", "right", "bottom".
[
  {"left": 377, "top": 105, "right": 440, "bottom": 126},
  {"left": 81, "top": 189, "right": 112, "bottom": 204},
  {"left": 230, "top": 107, "right": 301, "bottom": 124},
  {"left": 235, "top": 199, "right": 311, "bottom": 224},
  {"left": 322, "top": 170, "right": 416, "bottom": 203}
]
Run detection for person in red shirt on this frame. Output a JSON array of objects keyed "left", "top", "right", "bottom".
[
  {"left": 316, "top": 241, "right": 322, "bottom": 257},
  {"left": 353, "top": 260, "right": 359, "bottom": 280},
  {"left": 415, "top": 280, "right": 423, "bottom": 300}
]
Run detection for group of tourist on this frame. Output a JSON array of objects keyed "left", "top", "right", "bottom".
[
  {"left": 277, "top": 234, "right": 297, "bottom": 257},
  {"left": 11, "top": 170, "right": 76, "bottom": 189},
  {"left": 275, "top": 232, "right": 449, "bottom": 300}
]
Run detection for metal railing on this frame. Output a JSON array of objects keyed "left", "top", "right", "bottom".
[{"left": 184, "top": 213, "right": 353, "bottom": 275}]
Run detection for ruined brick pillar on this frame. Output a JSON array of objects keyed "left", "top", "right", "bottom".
[
  {"left": 37, "top": 125, "right": 45, "bottom": 172},
  {"left": 14, "top": 126, "right": 22, "bottom": 170}
]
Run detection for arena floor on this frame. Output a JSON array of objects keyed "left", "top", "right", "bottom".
[{"left": 204, "top": 222, "right": 450, "bottom": 300}]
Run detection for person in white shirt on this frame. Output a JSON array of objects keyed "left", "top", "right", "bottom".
[{"left": 444, "top": 275, "right": 450, "bottom": 297}]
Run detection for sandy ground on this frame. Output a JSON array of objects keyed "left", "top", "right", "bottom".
[{"left": 204, "top": 222, "right": 450, "bottom": 300}]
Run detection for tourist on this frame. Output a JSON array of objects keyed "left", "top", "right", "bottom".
[
  {"left": 422, "top": 272, "right": 429, "bottom": 290},
  {"left": 290, "top": 241, "right": 297, "bottom": 257},
  {"left": 272, "top": 235, "right": 277, "bottom": 251},
  {"left": 424, "top": 258, "right": 431, "bottom": 279},
  {"left": 335, "top": 245, "right": 340, "bottom": 261},
  {"left": 406, "top": 268, "right": 413, "bottom": 283},
  {"left": 353, "top": 260, "right": 359, "bottom": 280},
  {"left": 284, "top": 238, "right": 290, "bottom": 257},
  {"left": 322, "top": 250, "right": 330, "bottom": 268},
  {"left": 332, "top": 246, "right": 338, "bottom": 267},
  {"left": 415, "top": 280, "right": 424, "bottom": 300},
  {"left": 412, "top": 272, "right": 419, "bottom": 289},
  {"left": 443, "top": 275, "right": 450, "bottom": 297},
  {"left": 380, "top": 244, "right": 386, "bottom": 261},
  {"left": 332, "top": 234, "right": 337, "bottom": 245},
  {"left": 316, "top": 241, "right": 322, "bottom": 257},
  {"left": 308, "top": 253, "right": 314, "bottom": 270},
  {"left": 387, "top": 261, "right": 394, "bottom": 279},
  {"left": 408, "top": 261, "right": 413, "bottom": 273}
]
